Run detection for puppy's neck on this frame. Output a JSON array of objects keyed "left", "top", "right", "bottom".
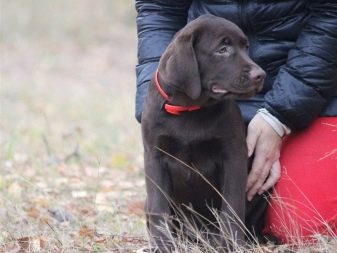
[{"left": 156, "top": 72, "right": 206, "bottom": 107}]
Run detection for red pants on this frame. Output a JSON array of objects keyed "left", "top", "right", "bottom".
[{"left": 264, "top": 117, "right": 337, "bottom": 243}]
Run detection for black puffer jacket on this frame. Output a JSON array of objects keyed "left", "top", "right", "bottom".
[{"left": 135, "top": 0, "right": 337, "bottom": 130}]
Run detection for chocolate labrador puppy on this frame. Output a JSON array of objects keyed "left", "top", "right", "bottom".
[{"left": 141, "top": 15, "right": 265, "bottom": 252}]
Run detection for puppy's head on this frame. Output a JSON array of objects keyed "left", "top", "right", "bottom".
[{"left": 158, "top": 14, "right": 265, "bottom": 102}]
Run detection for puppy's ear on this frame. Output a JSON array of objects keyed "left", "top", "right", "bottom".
[{"left": 158, "top": 31, "right": 201, "bottom": 100}]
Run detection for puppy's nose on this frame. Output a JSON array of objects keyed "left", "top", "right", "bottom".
[{"left": 250, "top": 66, "right": 266, "bottom": 84}]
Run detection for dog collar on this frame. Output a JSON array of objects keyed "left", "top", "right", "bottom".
[{"left": 154, "top": 70, "right": 201, "bottom": 116}]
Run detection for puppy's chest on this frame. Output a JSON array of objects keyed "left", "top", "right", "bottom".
[
  {"left": 157, "top": 135, "right": 228, "bottom": 188},
  {"left": 154, "top": 110, "right": 239, "bottom": 164},
  {"left": 157, "top": 135, "right": 225, "bottom": 158}
]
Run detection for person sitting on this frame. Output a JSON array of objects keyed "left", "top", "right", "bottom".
[{"left": 134, "top": 0, "right": 337, "bottom": 243}]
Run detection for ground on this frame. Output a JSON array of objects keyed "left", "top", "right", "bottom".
[
  {"left": 1, "top": 1, "right": 336, "bottom": 252},
  {"left": 1, "top": 1, "right": 146, "bottom": 252}
]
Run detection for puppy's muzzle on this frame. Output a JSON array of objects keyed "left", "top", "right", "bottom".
[{"left": 249, "top": 65, "right": 265, "bottom": 92}]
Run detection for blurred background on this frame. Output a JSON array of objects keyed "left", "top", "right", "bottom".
[{"left": 1, "top": 0, "right": 147, "bottom": 251}]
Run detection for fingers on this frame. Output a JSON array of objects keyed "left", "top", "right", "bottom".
[
  {"left": 258, "top": 160, "right": 281, "bottom": 194},
  {"left": 246, "top": 150, "right": 267, "bottom": 191},
  {"left": 246, "top": 154, "right": 273, "bottom": 201}
]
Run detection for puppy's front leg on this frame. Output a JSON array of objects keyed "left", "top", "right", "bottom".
[
  {"left": 218, "top": 158, "right": 247, "bottom": 251},
  {"left": 144, "top": 150, "right": 174, "bottom": 253}
]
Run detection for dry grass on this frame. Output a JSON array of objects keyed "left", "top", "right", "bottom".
[
  {"left": 1, "top": 0, "right": 146, "bottom": 252},
  {"left": 0, "top": 1, "right": 336, "bottom": 252}
]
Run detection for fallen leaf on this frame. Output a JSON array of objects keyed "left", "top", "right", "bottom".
[
  {"left": 127, "top": 200, "right": 144, "bottom": 217},
  {"left": 79, "top": 207, "right": 96, "bottom": 217},
  {"left": 39, "top": 237, "right": 47, "bottom": 249},
  {"left": 94, "top": 235, "right": 107, "bottom": 244},
  {"left": 26, "top": 207, "right": 53, "bottom": 224},
  {"left": 17, "top": 237, "right": 30, "bottom": 252},
  {"left": 79, "top": 225, "right": 95, "bottom": 238},
  {"left": 27, "top": 207, "right": 40, "bottom": 219}
]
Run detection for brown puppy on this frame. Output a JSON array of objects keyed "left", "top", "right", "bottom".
[{"left": 141, "top": 15, "right": 265, "bottom": 252}]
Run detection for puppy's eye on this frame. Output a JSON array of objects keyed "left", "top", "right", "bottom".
[{"left": 218, "top": 46, "right": 228, "bottom": 54}]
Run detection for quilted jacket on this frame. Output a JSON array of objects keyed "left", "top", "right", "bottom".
[{"left": 135, "top": 0, "right": 337, "bottom": 130}]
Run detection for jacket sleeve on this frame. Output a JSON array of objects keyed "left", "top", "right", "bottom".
[
  {"left": 264, "top": 1, "right": 337, "bottom": 130},
  {"left": 135, "top": 0, "right": 192, "bottom": 122}
]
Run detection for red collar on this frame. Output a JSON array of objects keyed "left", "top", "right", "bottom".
[{"left": 154, "top": 70, "right": 201, "bottom": 116}]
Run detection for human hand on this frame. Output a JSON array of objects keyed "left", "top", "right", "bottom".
[{"left": 246, "top": 114, "right": 282, "bottom": 201}]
